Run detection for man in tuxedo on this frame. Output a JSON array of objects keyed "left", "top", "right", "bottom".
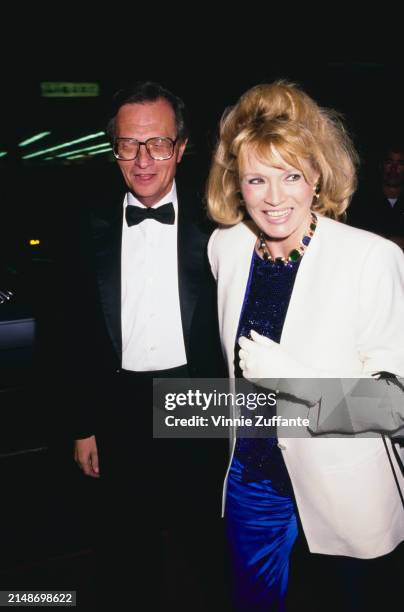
[{"left": 70, "top": 82, "right": 227, "bottom": 609}]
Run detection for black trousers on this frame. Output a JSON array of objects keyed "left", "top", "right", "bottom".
[
  {"left": 93, "top": 366, "right": 229, "bottom": 611},
  {"left": 286, "top": 512, "right": 404, "bottom": 612}
]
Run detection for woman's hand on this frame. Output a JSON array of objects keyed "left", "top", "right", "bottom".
[
  {"left": 238, "top": 330, "right": 307, "bottom": 378},
  {"left": 238, "top": 330, "right": 321, "bottom": 405}
]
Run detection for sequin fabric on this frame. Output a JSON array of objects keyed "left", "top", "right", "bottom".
[{"left": 234, "top": 250, "right": 301, "bottom": 495}]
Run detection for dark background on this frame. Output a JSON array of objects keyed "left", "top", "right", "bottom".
[{"left": 2, "top": 59, "right": 403, "bottom": 251}]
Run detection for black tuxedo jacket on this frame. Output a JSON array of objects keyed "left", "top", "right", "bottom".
[{"left": 68, "top": 183, "right": 225, "bottom": 438}]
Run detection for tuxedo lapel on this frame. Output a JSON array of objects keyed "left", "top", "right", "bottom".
[
  {"left": 177, "top": 188, "right": 207, "bottom": 360},
  {"left": 91, "top": 202, "right": 123, "bottom": 361}
]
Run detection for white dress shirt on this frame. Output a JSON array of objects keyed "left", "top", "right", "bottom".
[{"left": 121, "top": 181, "right": 187, "bottom": 371}]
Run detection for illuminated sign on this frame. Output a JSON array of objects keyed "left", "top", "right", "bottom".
[{"left": 40, "top": 82, "right": 100, "bottom": 98}]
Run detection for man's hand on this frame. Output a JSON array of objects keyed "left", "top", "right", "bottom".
[{"left": 74, "top": 435, "right": 100, "bottom": 478}]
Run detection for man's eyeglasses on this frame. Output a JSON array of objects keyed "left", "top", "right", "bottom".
[{"left": 113, "top": 137, "right": 178, "bottom": 161}]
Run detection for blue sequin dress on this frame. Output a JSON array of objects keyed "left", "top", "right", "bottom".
[{"left": 226, "top": 250, "right": 301, "bottom": 611}]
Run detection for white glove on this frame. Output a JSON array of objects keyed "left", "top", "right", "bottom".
[{"left": 238, "top": 330, "right": 321, "bottom": 406}]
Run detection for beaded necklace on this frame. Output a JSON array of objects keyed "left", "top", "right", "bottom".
[{"left": 258, "top": 212, "right": 317, "bottom": 265}]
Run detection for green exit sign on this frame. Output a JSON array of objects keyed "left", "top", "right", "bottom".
[{"left": 41, "top": 82, "right": 100, "bottom": 98}]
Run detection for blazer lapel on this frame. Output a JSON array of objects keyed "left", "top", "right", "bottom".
[
  {"left": 279, "top": 214, "right": 324, "bottom": 353},
  {"left": 92, "top": 202, "right": 123, "bottom": 361},
  {"left": 221, "top": 222, "right": 257, "bottom": 373}
]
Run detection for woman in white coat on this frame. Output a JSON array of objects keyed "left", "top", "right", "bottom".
[{"left": 206, "top": 80, "right": 404, "bottom": 611}]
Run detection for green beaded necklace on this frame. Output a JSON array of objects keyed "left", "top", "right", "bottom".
[{"left": 258, "top": 212, "right": 317, "bottom": 265}]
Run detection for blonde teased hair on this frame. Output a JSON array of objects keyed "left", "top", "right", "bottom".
[{"left": 206, "top": 80, "right": 359, "bottom": 225}]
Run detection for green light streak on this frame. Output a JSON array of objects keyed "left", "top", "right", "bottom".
[
  {"left": 55, "top": 142, "right": 111, "bottom": 158},
  {"left": 88, "top": 147, "right": 113, "bottom": 155},
  {"left": 18, "top": 132, "right": 51, "bottom": 147},
  {"left": 22, "top": 131, "right": 106, "bottom": 159}
]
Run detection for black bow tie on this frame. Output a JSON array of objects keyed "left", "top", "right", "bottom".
[{"left": 125, "top": 202, "right": 175, "bottom": 226}]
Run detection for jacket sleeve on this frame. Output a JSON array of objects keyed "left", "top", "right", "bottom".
[
  {"left": 308, "top": 239, "right": 404, "bottom": 436},
  {"left": 357, "top": 238, "right": 404, "bottom": 377}
]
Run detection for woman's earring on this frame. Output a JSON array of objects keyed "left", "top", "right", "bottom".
[{"left": 313, "top": 183, "right": 321, "bottom": 199}]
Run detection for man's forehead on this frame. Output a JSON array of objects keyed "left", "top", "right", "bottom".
[
  {"left": 119, "top": 99, "right": 174, "bottom": 118},
  {"left": 385, "top": 150, "right": 404, "bottom": 161},
  {"left": 116, "top": 100, "right": 176, "bottom": 134}
]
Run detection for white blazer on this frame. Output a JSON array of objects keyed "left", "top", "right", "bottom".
[{"left": 208, "top": 215, "right": 404, "bottom": 558}]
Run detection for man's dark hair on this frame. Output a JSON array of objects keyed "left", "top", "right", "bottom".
[
  {"left": 106, "top": 81, "right": 189, "bottom": 142},
  {"left": 380, "top": 139, "right": 404, "bottom": 161}
]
